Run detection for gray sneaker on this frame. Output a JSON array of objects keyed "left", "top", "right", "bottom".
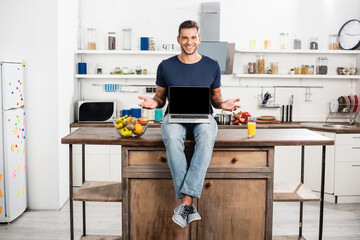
[
  {"left": 187, "top": 204, "right": 201, "bottom": 223},
  {"left": 172, "top": 204, "right": 191, "bottom": 228}
]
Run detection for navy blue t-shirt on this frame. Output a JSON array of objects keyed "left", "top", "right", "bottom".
[{"left": 156, "top": 55, "right": 221, "bottom": 114}]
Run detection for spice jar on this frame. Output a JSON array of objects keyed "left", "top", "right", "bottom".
[
  {"left": 87, "top": 28, "right": 96, "bottom": 50},
  {"left": 114, "top": 67, "right": 121, "bottom": 74},
  {"left": 329, "top": 34, "right": 339, "bottom": 50},
  {"left": 108, "top": 32, "right": 116, "bottom": 50},
  {"left": 294, "top": 38, "right": 301, "bottom": 49},
  {"left": 305, "top": 65, "right": 314, "bottom": 74},
  {"left": 280, "top": 33, "right": 288, "bottom": 49},
  {"left": 248, "top": 62, "right": 256, "bottom": 74},
  {"left": 123, "top": 28, "right": 132, "bottom": 50},
  {"left": 143, "top": 68, "right": 148, "bottom": 75},
  {"left": 301, "top": 65, "right": 306, "bottom": 74},
  {"left": 270, "top": 62, "right": 278, "bottom": 74},
  {"left": 256, "top": 55, "right": 265, "bottom": 74},
  {"left": 316, "top": 57, "right": 328, "bottom": 75},
  {"left": 309, "top": 38, "right": 318, "bottom": 50},
  {"left": 294, "top": 67, "right": 300, "bottom": 74},
  {"left": 122, "top": 66, "right": 129, "bottom": 74},
  {"left": 97, "top": 66, "right": 102, "bottom": 74}
]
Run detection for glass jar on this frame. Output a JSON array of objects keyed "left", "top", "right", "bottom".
[
  {"left": 248, "top": 62, "right": 256, "bottom": 74},
  {"left": 114, "top": 67, "right": 121, "bottom": 74},
  {"left": 309, "top": 38, "right": 318, "bottom": 50},
  {"left": 329, "top": 34, "right": 339, "bottom": 50},
  {"left": 87, "top": 28, "right": 96, "bottom": 50},
  {"left": 135, "top": 66, "right": 142, "bottom": 75},
  {"left": 305, "top": 65, "right": 314, "bottom": 74},
  {"left": 143, "top": 68, "right": 148, "bottom": 75},
  {"left": 97, "top": 65, "right": 102, "bottom": 74},
  {"left": 301, "top": 65, "right": 306, "bottom": 74},
  {"left": 122, "top": 66, "right": 129, "bottom": 74},
  {"left": 294, "top": 38, "right": 301, "bottom": 49},
  {"left": 256, "top": 55, "right": 265, "bottom": 74},
  {"left": 264, "top": 39, "right": 271, "bottom": 49},
  {"left": 279, "top": 33, "right": 288, "bottom": 49},
  {"left": 108, "top": 32, "right": 116, "bottom": 50},
  {"left": 123, "top": 28, "right": 132, "bottom": 50},
  {"left": 316, "top": 57, "right": 328, "bottom": 75},
  {"left": 249, "top": 39, "right": 256, "bottom": 49},
  {"left": 148, "top": 37, "right": 155, "bottom": 51},
  {"left": 270, "top": 62, "right": 278, "bottom": 74}
]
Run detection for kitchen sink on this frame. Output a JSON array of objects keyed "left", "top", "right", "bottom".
[{"left": 322, "top": 124, "right": 360, "bottom": 129}]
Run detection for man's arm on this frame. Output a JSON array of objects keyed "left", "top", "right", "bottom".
[
  {"left": 211, "top": 88, "right": 240, "bottom": 111},
  {"left": 138, "top": 86, "right": 167, "bottom": 109}
]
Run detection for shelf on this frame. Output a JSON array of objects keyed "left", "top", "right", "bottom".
[
  {"left": 236, "top": 49, "right": 360, "bottom": 55},
  {"left": 75, "top": 50, "right": 180, "bottom": 55},
  {"left": 73, "top": 181, "right": 122, "bottom": 202},
  {"left": 273, "top": 236, "right": 306, "bottom": 240},
  {"left": 80, "top": 235, "right": 121, "bottom": 240},
  {"left": 273, "top": 182, "right": 320, "bottom": 202},
  {"left": 75, "top": 74, "right": 156, "bottom": 79},
  {"left": 234, "top": 73, "right": 360, "bottom": 79}
]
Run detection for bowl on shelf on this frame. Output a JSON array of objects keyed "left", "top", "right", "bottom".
[{"left": 113, "top": 116, "right": 149, "bottom": 138}]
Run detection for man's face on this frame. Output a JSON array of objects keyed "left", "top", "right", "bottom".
[{"left": 177, "top": 28, "right": 201, "bottom": 56}]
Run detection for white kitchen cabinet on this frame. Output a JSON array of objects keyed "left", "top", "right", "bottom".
[
  {"left": 274, "top": 146, "right": 301, "bottom": 183},
  {"left": 304, "top": 131, "right": 360, "bottom": 202},
  {"left": 334, "top": 162, "right": 360, "bottom": 195}
]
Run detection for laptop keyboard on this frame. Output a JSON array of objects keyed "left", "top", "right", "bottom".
[{"left": 171, "top": 115, "right": 209, "bottom": 119}]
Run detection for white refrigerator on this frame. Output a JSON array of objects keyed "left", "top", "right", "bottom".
[{"left": 0, "top": 62, "right": 27, "bottom": 222}]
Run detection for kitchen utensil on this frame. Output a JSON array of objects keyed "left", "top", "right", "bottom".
[
  {"left": 281, "top": 105, "right": 284, "bottom": 122},
  {"left": 286, "top": 105, "right": 289, "bottom": 122},
  {"left": 289, "top": 95, "right": 294, "bottom": 122},
  {"left": 257, "top": 116, "right": 276, "bottom": 121}
]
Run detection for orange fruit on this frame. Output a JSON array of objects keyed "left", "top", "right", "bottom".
[{"left": 133, "top": 123, "right": 143, "bottom": 135}]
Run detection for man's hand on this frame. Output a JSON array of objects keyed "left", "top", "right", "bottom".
[
  {"left": 220, "top": 98, "right": 241, "bottom": 111},
  {"left": 138, "top": 96, "right": 158, "bottom": 109}
]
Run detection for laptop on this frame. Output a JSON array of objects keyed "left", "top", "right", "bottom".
[{"left": 168, "top": 86, "right": 211, "bottom": 123}]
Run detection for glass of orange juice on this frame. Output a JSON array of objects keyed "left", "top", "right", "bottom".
[{"left": 247, "top": 117, "right": 256, "bottom": 138}]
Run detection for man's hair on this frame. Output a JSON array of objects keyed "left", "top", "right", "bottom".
[{"left": 178, "top": 20, "right": 199, "bottom": 36}]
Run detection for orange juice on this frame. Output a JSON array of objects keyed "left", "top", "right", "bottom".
[{"left": 247, "top": 122, "right": 256, "bottom": 138}]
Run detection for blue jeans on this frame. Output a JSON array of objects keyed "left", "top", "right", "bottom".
[{"left": 161, "top": 114, "right": 218, "bottom": 200}]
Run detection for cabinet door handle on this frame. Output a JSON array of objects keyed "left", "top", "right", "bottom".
[
  {"left": 352, "top": 165, "right": 360, "bottom": 167},
  {"left": 205, "top": 181, "right": 213, "bottom": 188},
  {"left": 352, "top": 147, "right": 360, "bottom": 149},
  {"left": 232, "top": 156, "right": 240, "bottom": 163},
  {"left": 158, "top": 156, "right": 167, "bottom": 163}
]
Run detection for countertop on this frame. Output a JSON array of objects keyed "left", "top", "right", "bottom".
[
  {"left": 62, "top": 128, "right": 334, "bottom": 147},
  {"left": 70, "top": 121, "right": 360, "bottom": 133}
]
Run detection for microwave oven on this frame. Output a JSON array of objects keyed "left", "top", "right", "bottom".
[{"left": 77, "top": 101, "right": 116, "bottom": 122}]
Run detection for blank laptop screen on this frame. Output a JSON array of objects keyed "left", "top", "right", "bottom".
[{"left": 169, "top": 87, "right": 210, "bottom": 114}]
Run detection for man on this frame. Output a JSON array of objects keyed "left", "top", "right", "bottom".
[{"left": 138, "top": 20, "right": 240, "bottom": 228}]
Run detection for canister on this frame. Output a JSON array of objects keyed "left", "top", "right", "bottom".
[{"left": 123, "top": 28, "right": 132, "bottom": 50}]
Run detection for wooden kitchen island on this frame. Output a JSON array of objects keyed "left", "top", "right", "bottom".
[{"left": 61, "top": 128, "right": 334, "bottom": 240}]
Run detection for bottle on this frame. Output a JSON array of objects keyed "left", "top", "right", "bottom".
[
  {"left": 256, "top": 55, "right": 265, "bottom": 74},
  {"left": 87, "top": 28, "right": 96, "bottom": 50},
  {"left": 123, "top": 28, "right": 132, "bottom": 50},
  {"left": 108, "top": 32, "right": 116, "bottom": 50}
]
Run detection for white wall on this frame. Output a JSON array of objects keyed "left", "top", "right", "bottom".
[
  {"left": 80, "top": 0, "right": 360, "bottom": 122},
  {"left": 0, "top": 0, "right": 77, "bottom": 209}
]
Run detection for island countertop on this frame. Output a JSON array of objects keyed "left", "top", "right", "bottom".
[{"left": 61, "top": 127, "right": 334, "bottom": 147}]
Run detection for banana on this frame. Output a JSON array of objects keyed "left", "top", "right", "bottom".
[
  {"left": 116, "top": 115, "right": 128, "bottom": 124},
  {"left": 115, "top": 123, "right": 124, "bottom": 129}
]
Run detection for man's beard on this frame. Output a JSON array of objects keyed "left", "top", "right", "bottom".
[{"left": 181, "top": 45, "right": 197, "bottom": 55}]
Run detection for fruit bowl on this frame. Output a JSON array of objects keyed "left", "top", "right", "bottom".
[{"left": 112, "top": 116, "right": 149, "bottom": 138}]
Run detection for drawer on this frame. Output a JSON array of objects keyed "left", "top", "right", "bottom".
[
  {"left": 314, "top": 131, "right": 336, "bottom": 140},
  {"left": 128, "top": 149, "right": 269, "bottom": 168},
  {"left": 335, "top": 145, "right": 360, "bottom": 162},
  {"left": 336, "top": 134, "right": 360, "bottom": 145},
  {"left": 128, "top": 150, "right": 168, "bottom": 166},
  {"left": 335, "top": 162, "right": 360, "bottom": 195},
  {"left": 209, "top": 150, "right": 268, "bottom": 168}
]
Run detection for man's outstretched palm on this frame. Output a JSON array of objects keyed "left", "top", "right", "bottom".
[
  {"left": 220, "top": 98, "right": 240, "bottom": 111},
  {"left": 138, "top": 96, "right": 158, "bottom": 109}
]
